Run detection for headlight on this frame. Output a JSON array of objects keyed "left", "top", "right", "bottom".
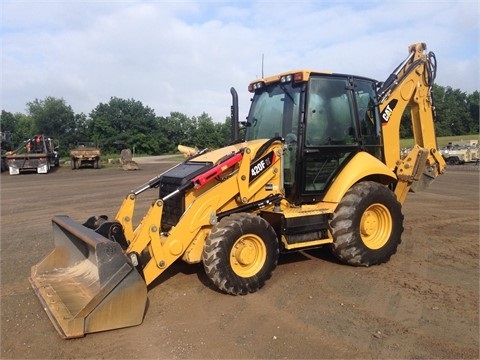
[{"left": 280, "top": 74, "right": 293, "bottom": 83}]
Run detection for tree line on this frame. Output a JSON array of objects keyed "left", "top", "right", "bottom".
[
  {"left": 0, "top": 97, "right": 232, "bottom": 157},
  {"left": 399, "top": 85, "right": 479, "bottom": 138},
  {"left": 1, "top": 84, "right": 478, "bottom": 157}
]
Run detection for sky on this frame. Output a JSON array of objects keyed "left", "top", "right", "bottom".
[{"left": 1, "top": 0, "right": 479, "bottom": 123}]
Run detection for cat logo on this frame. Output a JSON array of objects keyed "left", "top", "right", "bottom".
[
  {"left": 249, "top": 151, "right": 275, "bottom": 182},
  {"left": 381, "top": 99, "right": 398, "bottom": 124}
]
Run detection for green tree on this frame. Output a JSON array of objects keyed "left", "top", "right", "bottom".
[
  {"left": 0, "top": 110, "right": 18, "bottom": 151},
  {"left": 445, "top": 88, "right": 469, "bottom": 135},
  {"left": 152, "top": 116, "right": 171, "bottom": 154},
  {"left": 433, "top": 86, "right": 473, "bottom": 136},
  {"left": 26, "top": 97, "right": 76, "bottom": 154},
  {"left": 0, "top": 110, "right": 18, "bottom": 133},
  {"left": 217, "top": 118, "right": 232, "bottom": 145},
  {"left": 431, "top": 84, "right": 451, "bottom": 136},
  {"left": 0, "top": 112, "right": 34, "bottom": 147},
  {"left": 399, "top": 107, "right": 413, "bottom": 139},
  {"left": 398, "top": 84, "right": 480, "bottom": 138},
  {"left": 158, "top": 112, "right": 196, "bottom": 152},
  {"left": 192, "top": 113, "right": 219, "bottom": 149},
  {"left": 27, "top": 97, "right": 75, "bottom": 136},
  {"left": 89, "top": 97, "right": 160, "bottom": 154},
  {"left": 14, "top": 113, "right": 34, "bottom": 146},
  {"left": 467, "top": 91, "right": 479, "bottom": 134}
]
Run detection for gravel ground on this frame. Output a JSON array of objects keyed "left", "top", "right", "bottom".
[{"left": 1, "top": 163, "right": 478, "bottom": 359}]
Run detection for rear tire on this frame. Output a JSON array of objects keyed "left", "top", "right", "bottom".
[
  {"left": 202, "top": 213, "right": 279, "bottom": 295},
  {"left": 329, "top": 181, "right": 403, "bottom": 266},
  {"left": 447, "top": 157, "right": 459, "bottom": 165}
]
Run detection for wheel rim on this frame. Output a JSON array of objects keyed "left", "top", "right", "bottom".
[
  {"left": 230, "top": 234, "right": 266, "bottom": 278},
  {"left": 360, "top": 203, "right": 392, "bottom": 250}
]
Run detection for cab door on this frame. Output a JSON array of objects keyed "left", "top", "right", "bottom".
[{"left": 295, "top": 75, "right": 359, "bottom": 204}]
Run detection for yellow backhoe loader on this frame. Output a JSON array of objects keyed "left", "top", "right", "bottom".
[{"left": 30, "top": 43, "right": 446, "bottom": 338}]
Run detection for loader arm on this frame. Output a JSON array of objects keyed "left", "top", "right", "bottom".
[
  {"left": 377, "top": 42, "right": 446, "bottom": 203},
  {"left": 29, "top": 138, "right": 283, "bottom": 338}
]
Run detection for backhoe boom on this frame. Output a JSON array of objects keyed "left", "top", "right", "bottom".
[{"left": 378, "top": 43, "right": 445, "bottom": 202}]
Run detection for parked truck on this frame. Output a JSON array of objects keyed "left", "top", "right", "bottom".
[
  {"left": 70, "top": 142, "right": 101, "bottom": 169},
  {"left": 6, "top": 134, "right": 59, "bottom": 175},
  {"left": 440, "top": 140, "right": 479, "bottom": 165}
]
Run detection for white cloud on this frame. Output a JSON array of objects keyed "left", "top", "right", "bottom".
[{"left": 1, "top": 0, "right": 478, "bottom": 123}]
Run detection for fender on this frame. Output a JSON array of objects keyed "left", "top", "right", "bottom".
[{"left": 322, "top": 152, "right": 397, "bottom": 203}]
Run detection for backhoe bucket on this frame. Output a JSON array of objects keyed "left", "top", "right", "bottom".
[{"left": 29, "top": 215, "right": 147, "bottom": 339}]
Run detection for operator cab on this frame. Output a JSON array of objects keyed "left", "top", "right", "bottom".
[{"left": 245, "top": 71, "right": 383, "bottom": 205}]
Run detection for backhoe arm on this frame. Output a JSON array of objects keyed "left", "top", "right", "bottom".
[{"left": 377, "top": 42, "right": 446, "bottom": 203}]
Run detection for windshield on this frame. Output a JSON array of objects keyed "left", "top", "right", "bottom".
[{"left": 245, "top": 82, "right": 302, "bottom": 141}]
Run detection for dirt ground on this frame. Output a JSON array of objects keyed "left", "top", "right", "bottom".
[{"left": 1, "top": 160, "right": 478, "bottom": 359}]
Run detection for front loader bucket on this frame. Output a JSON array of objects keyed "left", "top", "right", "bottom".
[{"left": 29, "top": 215, "right": 147, "bottom": 339}]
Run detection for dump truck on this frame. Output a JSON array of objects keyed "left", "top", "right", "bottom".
[
  {"left": 30, "top": 43, "right": 446, "bottom": 338},
  {"left": 6, "top": 134, "right": 59, "bottom": 175},
  {"left": 70, "top": 142, "right": 101, "bottom": 169}
]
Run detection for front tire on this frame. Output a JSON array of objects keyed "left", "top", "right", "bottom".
[
  {"left": 329, "top": 181, "right": 404, "bottom": 266},
  {"left": 202, "top": 213, "right": 279, "bottom": 295}
]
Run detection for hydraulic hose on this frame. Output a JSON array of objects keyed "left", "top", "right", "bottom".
[
  {"left": 253, "top": 136, "right": 283, "bottom": 161},
  {"left": 425, "top": 51, "right": 437, "bottom": 87}
]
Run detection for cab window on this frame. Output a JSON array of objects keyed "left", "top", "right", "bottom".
[
  {"left": 305, "top": 77, "right": 355, "bottom": 146},
  {"left": 354, "top": 79, "right": 382, "bottom": 159}
]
